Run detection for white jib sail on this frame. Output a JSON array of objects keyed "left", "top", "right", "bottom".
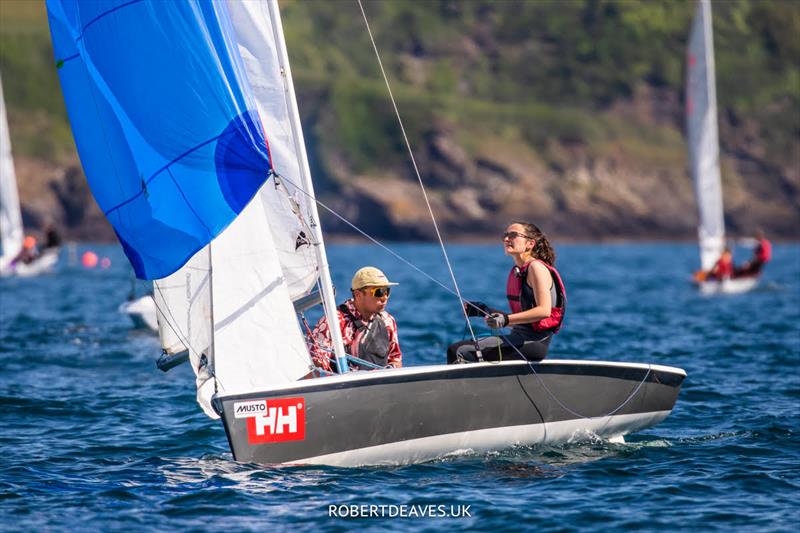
[
  {"left": 687, "top": 0, "right": 725, "bottom": 272},
  {"left": 0, "top": 74, "right": 24, "bottom": 268},
  {"left": 153, "top": 249, "right": 216, "bottom": 416},
  {"left": 155, "top": 186, "right": 314, "bottom": 418},
  {"left": 211, "top": 186, "right": 313, "bottom": 399},
  {"left": 226, "top": 0, "right": 320, "bottom": 300}
]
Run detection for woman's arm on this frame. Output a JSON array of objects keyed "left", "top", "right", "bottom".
[{"left": 507, "top": 261, "right": 553, "bottom": 326}]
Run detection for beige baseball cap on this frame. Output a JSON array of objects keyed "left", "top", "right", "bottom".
[{"left": 351, "top": 266, "right": 399, "bottom": 290}]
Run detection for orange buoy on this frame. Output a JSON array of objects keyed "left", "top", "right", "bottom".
[
  {"left": 82, "top": 251, "right": 99, "bottom": 268},
  {"left": 100, "top": 257, "right": 111, "bottom": 269}
]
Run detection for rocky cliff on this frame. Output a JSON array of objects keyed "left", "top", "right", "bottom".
[{"left": 3, "top": 0, "right": 798, "bottom": 243}]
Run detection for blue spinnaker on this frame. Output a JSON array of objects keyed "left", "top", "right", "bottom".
[{"left": 47, "top": 0, "right": 271, "bottom": 279}]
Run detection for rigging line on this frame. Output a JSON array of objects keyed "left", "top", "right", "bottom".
[
  {"left": 276, "top": 169, "right": 469, "bottom": 305},
  {"left": 152, "top": 281, "right": 201, "bottom": 360},
  {"left": 497, "top": 333, "right": 653, "bottom": 420},
  {"left": 356, "top": 0, "right": 479, "bottom": 346},
  {"left": 151, "top": 281, "right": 220, "bottom": 386}
]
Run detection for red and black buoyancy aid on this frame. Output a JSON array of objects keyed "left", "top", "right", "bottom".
[
  {"left": 755, "top": 238, "right": 772, "bottom": 263},
  {"left": 506, "top": 259, "right": 566, "bottom": 333}
]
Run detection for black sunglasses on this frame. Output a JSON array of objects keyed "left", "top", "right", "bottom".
[
  {"left": 362, "top": 287, "right": 391, "bottom": 298},
  {"left": 503, "top": 231, "right": 532, "bottom": 241}
]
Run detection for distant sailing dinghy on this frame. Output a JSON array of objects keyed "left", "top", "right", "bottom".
[
  {"left": 0, "top": 75, "right": 59, "bottom": 278},
  {"left": 687, "top": 0, "right": 757, "bottom": 295},
  {"left": 48, "top": 0, "right": 685, "bottom": 467}
]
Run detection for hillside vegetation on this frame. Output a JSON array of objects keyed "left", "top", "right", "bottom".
[{"left": 1, "top": 0, "right": 797, "bottom": 241}]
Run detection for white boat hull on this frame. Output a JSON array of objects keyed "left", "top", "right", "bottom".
[
  {"left": 119, "top": 295, "right": 158, "bottom": 331},
  {"left": 297, "top": 410, "right": 671, "bottom": 467},
  {"left": 696, "top": 276, "right": 759, "bottom": 295},
  {"left": 0, "top": 248, "right": 59, "bottom": 278}
]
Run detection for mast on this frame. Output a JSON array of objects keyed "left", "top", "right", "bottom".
[{"left": 266, "top": 0, "right": 348, "bottom": 373}]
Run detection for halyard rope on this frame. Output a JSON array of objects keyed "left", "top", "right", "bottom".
[
  {"left": 356, "top": 0, "right": 479, "bottom": 347},
  {"left": 353, "top": 2, "right": 650, "bottom": 422}
]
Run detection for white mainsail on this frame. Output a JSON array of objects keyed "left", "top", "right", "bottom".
[
  {"left": 210, "top": 191, "right": 313, "bottom": 397},
  {"left": 687, "top": 0, "right": 725, "bottom": 272},
  {"left": 225, "top": 0, "right": 347, "bottom": 369},
  {"left": 0, "top": 74, "right": 24, "bottom": 270},
  {"left": 227, "top": 0, "right": 320, "bottom": 301}
]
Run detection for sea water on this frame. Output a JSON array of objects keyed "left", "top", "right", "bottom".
[{"left": 1, "top": 242, "right": 798, "bottom": 531}]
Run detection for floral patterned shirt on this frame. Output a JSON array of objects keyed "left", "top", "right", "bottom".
[{"left": 307, "top": 298, "right": 402, "bottom": 371}]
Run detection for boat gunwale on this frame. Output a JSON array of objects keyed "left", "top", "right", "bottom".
[{"left": 213, "top": 359, "right": 687, "bottom": 405}]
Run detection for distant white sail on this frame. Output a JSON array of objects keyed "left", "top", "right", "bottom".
[
  {"left": 0, "top": 74, "right": 23, "bottom": 270},
  {"left": 687, "top": 0, "right": 725, "bottom": 271}
]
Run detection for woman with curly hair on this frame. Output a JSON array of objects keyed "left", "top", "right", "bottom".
[{"left": 447, "top": 222, "right": 566, "bottom": 364}]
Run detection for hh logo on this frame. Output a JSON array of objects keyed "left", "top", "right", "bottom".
[{"left": 245, "top": 397, "right": 305, "bottom": 444}]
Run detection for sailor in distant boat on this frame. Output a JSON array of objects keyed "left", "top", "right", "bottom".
[
  {"left": 735, "top": 230, "right": 771, "bottom": 277},
  {"left": 706, "top": 246, "right": 734, "bottom": 281},
  {"left": 448, "top": 222, "right": 565, "bottom": 364},
  {"left": 11, "top": 235, "right": 39, "bottom": 265},
  {"left": 307, "top": 266, "right": 402, "bottom": 372}
]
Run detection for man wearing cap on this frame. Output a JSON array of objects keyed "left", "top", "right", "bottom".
[{"left": 307, "top": 266, "right": 402, "bottom": 372}]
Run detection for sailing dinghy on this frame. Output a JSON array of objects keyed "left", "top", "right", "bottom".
[
  {"left": 687, "top": 0, "right": 758, "bottom": 295},
  {"left": 0, "top": 74, "right": 59, "bottom": 278},
  {"left": 48, "top": 0, "right": 685, "bottom": 467}
]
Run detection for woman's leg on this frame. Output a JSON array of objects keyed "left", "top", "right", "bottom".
[
  {"left": 447, "top": 339, "right": 485, "bottom": 363},
  {"left": 446, "top": 332, "right": 552, "bottom": 364}
]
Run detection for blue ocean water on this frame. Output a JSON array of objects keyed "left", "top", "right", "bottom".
[{"left": 1, "top": 242, "right": 798, "bottom": 531}]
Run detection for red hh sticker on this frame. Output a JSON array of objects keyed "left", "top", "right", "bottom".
[{"left": 239, "top": 397, "right": 306, "bottom": 444}]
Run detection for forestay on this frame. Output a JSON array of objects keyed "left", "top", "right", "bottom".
[
  {"left": 687, "top": 0, "right": 724, "bottom": 271},
  {"left": 0, "top": 75, "right": 23, "bottom": 268}
]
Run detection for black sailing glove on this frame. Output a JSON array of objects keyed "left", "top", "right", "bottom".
[
  {"left": 464, "top": 301, "right": 491, "bottom": 317},
  {"left": 485, "top": 312, "right": 509, "bottom": 329}
]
